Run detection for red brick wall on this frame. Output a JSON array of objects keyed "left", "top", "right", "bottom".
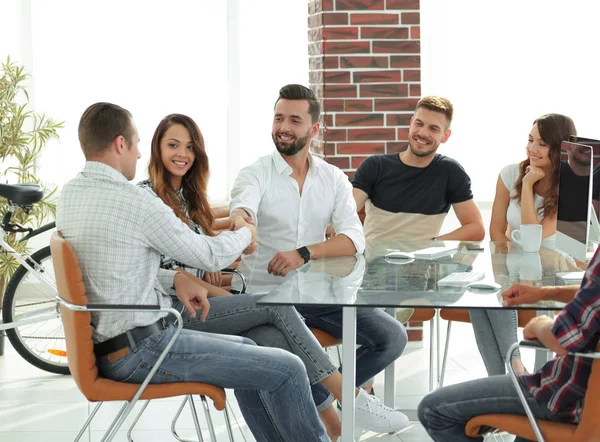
[
  {"left": 308, "top": 0, "right": 420, "bottom": 181},
  {"left": 308, "top": 0, "right": 423, "bottom": 341}
]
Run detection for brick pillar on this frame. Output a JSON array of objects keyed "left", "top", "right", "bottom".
[{"left": 308, "top": 0, "right": 424, "bottom": 342}]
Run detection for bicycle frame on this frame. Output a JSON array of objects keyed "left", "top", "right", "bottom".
[{"left": 0, "top": 204, "right": 58, "bottom": 332}]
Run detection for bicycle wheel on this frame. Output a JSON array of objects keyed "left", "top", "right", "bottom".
[{"left": 2, "top": 246, "right": 69, "bottom": 375}]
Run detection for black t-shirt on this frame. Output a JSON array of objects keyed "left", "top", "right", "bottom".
[
  {"left": 352, "top": 153, "right": 473, "bottom": 215},
  {"left": 593, "top": 163, "right": 600, "bottom": 201},
  {"left": 558, "top": 161, "right": 590, "bottom": 222}
]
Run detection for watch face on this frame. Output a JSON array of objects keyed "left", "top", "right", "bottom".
[{"left": 297, "top": 247, "right": 310, "bottom": 263}]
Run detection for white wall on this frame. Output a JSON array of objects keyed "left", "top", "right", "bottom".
[
  {"left": 0, "top": 1, "right": 20, "bottom": 63},
  {"left": 237, "top": 0, "right": 309, "bottom": 169},
  {"left": 421, "top": 0, "right": 600, "bottom": 202},
  {"left": 1, "top": 0, "right": 309, "bottom": 203}
]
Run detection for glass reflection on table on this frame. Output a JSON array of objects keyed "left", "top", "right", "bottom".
[{"left": 258, "top": 240, "right": 585, "bottom": 311}]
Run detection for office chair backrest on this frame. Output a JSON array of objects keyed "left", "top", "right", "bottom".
[
  {"left": 50, "top": 231, "right": 100, "bottom": 399},
  {"left": 575, "top": 343, "right": 600, "bottom": 441}
]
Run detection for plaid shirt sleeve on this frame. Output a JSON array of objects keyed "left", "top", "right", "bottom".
[{"left": 552, "top": 248, "right": 600, "bottom": 353}]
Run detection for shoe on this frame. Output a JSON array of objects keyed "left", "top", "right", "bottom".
[
  {"left": 337, "top": 387, "right": 375, "bottom": 410},
  {"left": 354, "top": 389, "right": 409, "bottom": 433},
  {"left": 395, "top": 308, "right": 415, "bottom": 325}
]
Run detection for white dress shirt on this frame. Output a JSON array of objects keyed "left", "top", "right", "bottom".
[
  {"left": 57, "top": 162, "right": 252, "bottom": 342},
  {"left": 230, "top": 150, "right": 365, "bottom": 291}
]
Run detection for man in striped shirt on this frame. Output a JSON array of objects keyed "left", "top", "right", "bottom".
[{"left": 417, "top": 248, "right": 600, "bottom": 441}]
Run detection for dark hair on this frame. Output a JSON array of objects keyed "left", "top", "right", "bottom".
[
  {"left": 78, "top": 102, "right": 135, "bottom": 159},
  {"left": 275, "top": 84, "right": 321, "bottom": 123},
  {"left": 415, "top": 96, "right": 454, "bottom": 128},
  {"left": 148, "top": 114, "right": 214, "bottom": 236},
  {"left": 513, "top": 113, "right": 577, "bottom": 217}
]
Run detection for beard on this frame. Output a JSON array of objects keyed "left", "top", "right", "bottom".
[
  {"left": 408, "top": 137, "right": 439, "bottom": 158},
  {"left": 272, "top": 131, "right": 310, "bottom": 157},
  {"left": 569, "top": 153, "right": 591, "bottom": 167}
]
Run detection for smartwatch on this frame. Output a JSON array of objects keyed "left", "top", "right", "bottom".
[{"left": 296, "top": 246, "right": 311, "bottom": 264}]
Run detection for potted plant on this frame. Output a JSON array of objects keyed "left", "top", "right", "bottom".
[{"left": 0, "top": 56, "right": 63, "bottom": 352}]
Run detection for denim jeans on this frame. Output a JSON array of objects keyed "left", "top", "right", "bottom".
[
  {"left": 418, "top": 374, "right": 568, "bottom": 442},
  {"left": 293, "top": 306, "right": 408, "bottom": 409},
  {"left": 469, "top": 309, "right": 520, "bottom": 375},
  {"left": 173, "top": 294, "right": 339, "bottom": 407},
  {"left": 97, "top": 325, "right": 328, "bottom": 442}
]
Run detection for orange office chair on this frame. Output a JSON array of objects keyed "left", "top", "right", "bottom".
[
  {"left": 466, "top": 341, "right": 600, "bottom": 442},
  {"left": 50, "top": 231, "right": 234, "bottom": 441}
]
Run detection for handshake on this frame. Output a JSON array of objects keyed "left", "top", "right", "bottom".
[{"left": 230, "top": 208, "right": 257, "bottom": 255}]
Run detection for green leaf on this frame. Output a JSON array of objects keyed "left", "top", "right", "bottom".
[{"left": 0, "top": 56, "right": 61, "bottom": 283}]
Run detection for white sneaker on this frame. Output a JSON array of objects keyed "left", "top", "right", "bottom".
[{"left": 353, "top": 389, "right": 409, "bottom": 433}]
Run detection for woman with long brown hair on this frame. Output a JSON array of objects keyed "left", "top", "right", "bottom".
[
  {"left": 490, "top": 113, "right": 577, "bottom": 242},
  {"left": 471, "top": 113, "right": 577, "bottom": 376},
  {"left": 138, "top": 113, "right": 223, "bottom": 285},
  {"left": 138, "top": 114, "right": 410, "bottom": 440}
]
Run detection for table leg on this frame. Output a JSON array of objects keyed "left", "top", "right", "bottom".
[
  {"left": 341, "top": 306, "right": 357, "bottom": 442},
  {"left": 384, "top": 307, "right": 396, "bottom": 407}
]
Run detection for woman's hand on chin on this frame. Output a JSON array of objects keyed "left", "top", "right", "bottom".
[{"left": 523, "top": 165, "right": 545, "bottom": 186}]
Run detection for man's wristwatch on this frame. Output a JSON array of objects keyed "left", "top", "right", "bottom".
[{"left": 296, "top": 246, "right": 311, "bottom": 264}]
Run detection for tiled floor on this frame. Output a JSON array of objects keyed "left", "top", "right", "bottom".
[{"left": 0, "top": 316, "right": 531, "bottom": 442}]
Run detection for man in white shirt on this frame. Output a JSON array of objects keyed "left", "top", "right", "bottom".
[
  {"left": 58, "top": 102, "right": 330, "bottom": 442},
  {"left": 230, "top": 84, "right": 409, "bottom": 437}
]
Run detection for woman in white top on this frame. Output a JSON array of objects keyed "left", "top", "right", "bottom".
[{"left": 471, "top": 113, "right": 577, "bottom": 375}]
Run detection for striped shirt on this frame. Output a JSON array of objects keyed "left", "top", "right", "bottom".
[
  {"left": 56, "top": 162, "right": 252, "bottom": 343},
  {"left": 520, "top": 247, "right": 600, "bottom": 422}
]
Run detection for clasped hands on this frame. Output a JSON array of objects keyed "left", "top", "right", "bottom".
[{"left": 229, "top": 210, "right": 257, "bottom": 255}]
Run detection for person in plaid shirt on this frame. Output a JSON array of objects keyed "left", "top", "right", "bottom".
[{"left": 417, "top": 247, "right": 600, "bottom": 441}]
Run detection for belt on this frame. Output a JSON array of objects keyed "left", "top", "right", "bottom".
[{"left": 94, "top": 316, "right": 175, "bottom": 358}]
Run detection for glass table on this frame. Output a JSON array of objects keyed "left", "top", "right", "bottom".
[{"left": 256, "top": 240, "right": 585, "bottom": 441}]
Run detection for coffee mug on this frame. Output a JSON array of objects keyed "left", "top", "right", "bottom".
[{"left": 511, "top": 224, "right": 543, "bottom": 253}]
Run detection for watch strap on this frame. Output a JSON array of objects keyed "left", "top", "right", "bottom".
[{"left": 296, "top": 246, "right": 311, "bottom": 264}]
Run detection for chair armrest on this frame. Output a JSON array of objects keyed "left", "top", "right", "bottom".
[
  {"left": 221, "top": 267, "right": 247, "bottom": 293},
  {"left": 514, "top": 340, "right": 600, "bottom": 359},
  {"left": 506, "top": 341, "right": 600, "bottom": 442},
  {"left": 56, "top": 295, "right": 184, "bottom": 407},
  {"left": 506, "top": 341, "right": 547, "bottom": 442}
]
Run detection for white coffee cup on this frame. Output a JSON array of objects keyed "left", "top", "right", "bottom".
[
  {"left": 519, "top": 252, "right": 542, "bottom": 281},
  {"left": 511, "top": 224, "right": 543, "bottom": 253}
]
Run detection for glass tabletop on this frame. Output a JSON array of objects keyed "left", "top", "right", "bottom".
[{"left": 256, "top": 240, "right": 586, "bottom": 310}]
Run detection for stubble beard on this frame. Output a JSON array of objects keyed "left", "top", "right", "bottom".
[{"left": 408, "top": 137, "right": 439, "bottom": 158}]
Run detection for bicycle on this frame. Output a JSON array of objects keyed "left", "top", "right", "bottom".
[{"left": 0, "top": 183, "right": 68, "bottom": 375}]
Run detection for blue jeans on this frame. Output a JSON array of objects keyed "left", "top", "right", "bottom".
[
  {"left": 294, "top": 306, "right": 407, "bottom": 409},
  {"left": 176, "top": 294, "right": 338, "bottom": 385},
  {"left": 97, "top": 325, "right": 328, "bottom": 442},
  {"left": 469, "top": 309, "right": 520, "bottom": 375},
  {"left": 418, "top": 375, "right": 568, "bottom": 442}
]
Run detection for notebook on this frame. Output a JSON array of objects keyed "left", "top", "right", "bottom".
[
  {"left": 412, "top": 245, "right": 458, "bottom": 260},
  {"left": 437, "top": 271, "right": 485, "bottom": 286}
]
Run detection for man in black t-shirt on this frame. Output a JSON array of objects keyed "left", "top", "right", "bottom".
[{"left": 352, "top": 96, "right": 485, "bottom": 242}]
